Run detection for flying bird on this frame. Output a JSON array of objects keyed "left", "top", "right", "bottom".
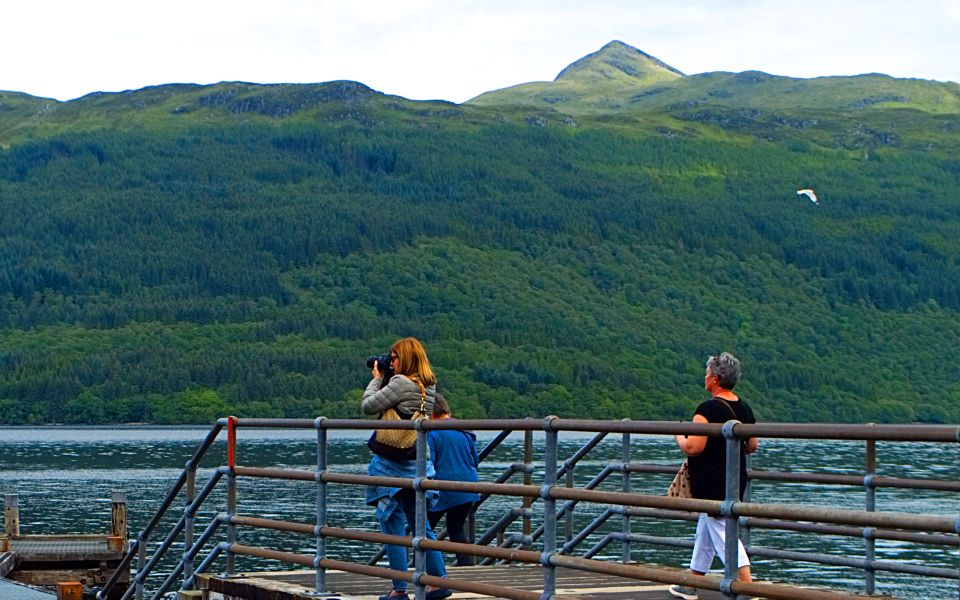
[{"left": 796, "top": 189, "right": 819, "bottom": 205}]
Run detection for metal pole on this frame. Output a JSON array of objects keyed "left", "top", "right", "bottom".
[
  {"left": 542, "top": 416, "right": 559, "bottom": 599},
  {"left": 565, "top": 465, "right": 574, "bottom": 545},
  {"left": 721, "top": 421, "right": 741, "bottom": 599},
  {"left": 315, "top": 418, "right": 328, "bottom": 594},
  {"left": 621, "top": 428, "right": 631, "bottom": 563},
  {"left": 226, "top": 416, "right": 238, "bottom": 576},
  {"left": 414, "top": 425, "right": 428, "bottom": 600},
  {"left": 865, "top": 437, "right": 876, "bottom": 595},
  {"left": 135, "top": 532, "right": 146, "bottom": 600},
  {"left": 184, "top": 466, "right": 196, "bottom": 586},
  {"left": 742, "top": 454, "right": 752, "bottom": 549},
  {"left": 522, "top": 429, "right": 533, "bottom": 552}
]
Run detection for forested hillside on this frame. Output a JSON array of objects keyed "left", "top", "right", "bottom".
[{"left": 1, "top": 42, "right": 958, "bottom": 424}]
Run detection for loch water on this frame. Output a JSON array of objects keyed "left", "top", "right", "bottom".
[{"left": 1, "top": 426, "right": 957, "bottom": 599}]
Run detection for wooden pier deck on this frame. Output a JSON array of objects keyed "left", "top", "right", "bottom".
[{"left": 198, "top": 564, "right": 737, "bottom": 599}]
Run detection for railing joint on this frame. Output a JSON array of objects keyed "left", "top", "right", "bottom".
[
  {"left": 539, "top": 484, "right": 554, "bottom": 500},
  {"left": 411, "top": 477, "right": 425, "bottom": 492},
  {"left": 863, "top": 474, "right": 876, "bottom": 488},
  {"left": 313, "top": 416, "right": 327, "bottom": 429},
  {"left": 721, "top": 420, "right": 740, "bottom": 439},
  {"left": 539, "top": 551, "right": 555, "bottom": 567},
  {"left": 542, "top": 414, "right": 560, "bottom": 431},
  {"left": 314, "top": 468, "right": 326, "bottom": 483},
  {"left": 720, "top": 500, "right": 737, "bottom": 517},
  {"left": 719, "top": 575, "right": 735, "bottom": 596},
  {"left": 411, "top": 535, "right": 424, "bottom": 550}
]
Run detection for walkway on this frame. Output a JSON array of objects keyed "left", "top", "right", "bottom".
[{"left": 200, "top": 565, "right": 762, "bottom": 599}]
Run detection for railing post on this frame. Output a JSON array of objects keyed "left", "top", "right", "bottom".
[
  {"left": 541, "top": 416, "right": 559, "bottom": 600},
  {"left": 136, "top": 531, "right": 146, "bottom": 600},
  {"left": 225, "top": 415, "right": 238, "bottom": 577},
  {"left": 864, "top": 431, "right": 877, "bottom": 595},
  {"left": 315, "top": 417, "right": 328, "bottom": 594},
  {"left": 184, "top": 464, "right": 196, "bottom": 586},
  {"left": 721, "top": 420, "right": 741, "bottom": 599},
  {"left": 742, "top": 454, "right": 752, "bottom": 549},
  {"left": 522, "top": 428, "right": 533, "bottom": 552},
  {"left": 414, "top": 422, "right": 428, "bottom": 600},
  {"left": 621, "top": 425, "right": 631, "bottom": 563},
  {"left": 3, "top": 494, "right": 19, "bottom": 537},
  {"left": 564, "top": 464, "right": 574, "bottom": 545}
]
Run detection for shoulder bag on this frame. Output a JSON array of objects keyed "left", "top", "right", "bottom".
[{"left": 374, "top": 378, "right": 427, "bottom": 449}]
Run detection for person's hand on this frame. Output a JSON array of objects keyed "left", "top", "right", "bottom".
[{"left": 371, "top": 360, "right": 382, "bottom": 379}]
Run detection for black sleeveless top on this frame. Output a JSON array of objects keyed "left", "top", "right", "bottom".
[{"left": 688, "top": 397, "right": 756, "bottom": 501}]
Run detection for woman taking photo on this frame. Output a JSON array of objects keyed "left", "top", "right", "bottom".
[{"left": 362, "top": 337, "right": 451, "bottom": 600}]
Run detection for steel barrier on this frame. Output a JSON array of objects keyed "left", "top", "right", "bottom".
[{"left": 96, "top": 417, "right": 960, "bottom": 600}]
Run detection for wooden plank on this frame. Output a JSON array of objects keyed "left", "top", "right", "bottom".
[{"left": 198, "top": 565, "right": 712, "bottom": 599}]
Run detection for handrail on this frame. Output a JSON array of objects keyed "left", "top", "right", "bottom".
[
  {"left": 233, "top": 416, "right": 960, "bottom": 441},
  {"left": 96, "top": 420, "right": 225, "bottom": 600},
  {"left": 624, "top": 462, "right": 960, "bottom": 492},
  {"left": 98, "top": 416, "right": 960, "bottom": 600},
  {"left": 230, "top": 465, "right": 959, "bottom": 534}
]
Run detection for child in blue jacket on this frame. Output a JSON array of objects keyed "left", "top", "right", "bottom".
[{"left": 427, "top": 394, "right": 480, "bottom": 566}]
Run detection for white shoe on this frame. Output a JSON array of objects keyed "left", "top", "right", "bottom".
[{"left": 668, "top": 584, "right": 698, "bottom": 600}]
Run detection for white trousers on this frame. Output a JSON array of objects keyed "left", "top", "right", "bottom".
[{"left": 689, "top": 513, "right": 750, "bottom": 573}]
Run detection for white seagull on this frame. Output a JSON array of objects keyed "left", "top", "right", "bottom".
[{"left": 796, "top": 189, "right": 819, "bottom": 206}]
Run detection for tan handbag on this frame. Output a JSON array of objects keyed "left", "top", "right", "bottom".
[
  {"left": 374, "top": 379, "right": 427, "bottom": 449},
  {"left": 667, "top": 459, "right": 692, "bottom": 498}
]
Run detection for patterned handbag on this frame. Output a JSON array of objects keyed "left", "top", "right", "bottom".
[
  {"left": 375, "top": 379, "right": 427, "bottom": 449},
  {"left": 667, "top": 459, "right": 692, "bottom": 498}
]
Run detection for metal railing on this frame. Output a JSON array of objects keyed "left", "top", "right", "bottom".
[{"left": 97, "top": 417, "right": 960, "bottom": 600}]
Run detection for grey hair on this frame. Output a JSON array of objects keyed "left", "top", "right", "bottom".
[{"left": 706, "top": 352, "right": 741, "bottom": 390}]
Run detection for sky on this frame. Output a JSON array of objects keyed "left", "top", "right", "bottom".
[{"left": 3, "top": 0, "right": 958, "bottom": 103}]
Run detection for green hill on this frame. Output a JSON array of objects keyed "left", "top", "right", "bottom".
[
  {"left": 469, "top": 40, "right": 684, "bottom": 113},
  {"left": 470, "top": 40, "right": 960, "bottom": 115},
  {"left": 0, "top": 42, "right": 958, "bottom": 425}
]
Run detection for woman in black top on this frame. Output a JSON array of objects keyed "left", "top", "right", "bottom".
[{"left": 669, "top": 352, "right": 759, "bottom": 600}]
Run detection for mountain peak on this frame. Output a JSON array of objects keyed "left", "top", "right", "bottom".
[{"left": 554, "top": 40, "right": 684, "bottom": 83}]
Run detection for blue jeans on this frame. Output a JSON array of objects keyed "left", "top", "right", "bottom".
[{"left": 377, "top": 488, "right": 447, "bottom": 592}]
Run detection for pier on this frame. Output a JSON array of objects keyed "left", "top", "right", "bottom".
[
  {"left": 1, "top": 491, "right": 130, "bottom": 599},
  {"left": 4, "top": 419, "right": 957, "bottom": 599},
  {"left": 75, "top": 416, "right": 959, "bottom": 600}
]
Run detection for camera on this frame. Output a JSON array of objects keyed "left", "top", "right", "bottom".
[{"left": 366, "top": 353, "right": 394, "bottom": 385}]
